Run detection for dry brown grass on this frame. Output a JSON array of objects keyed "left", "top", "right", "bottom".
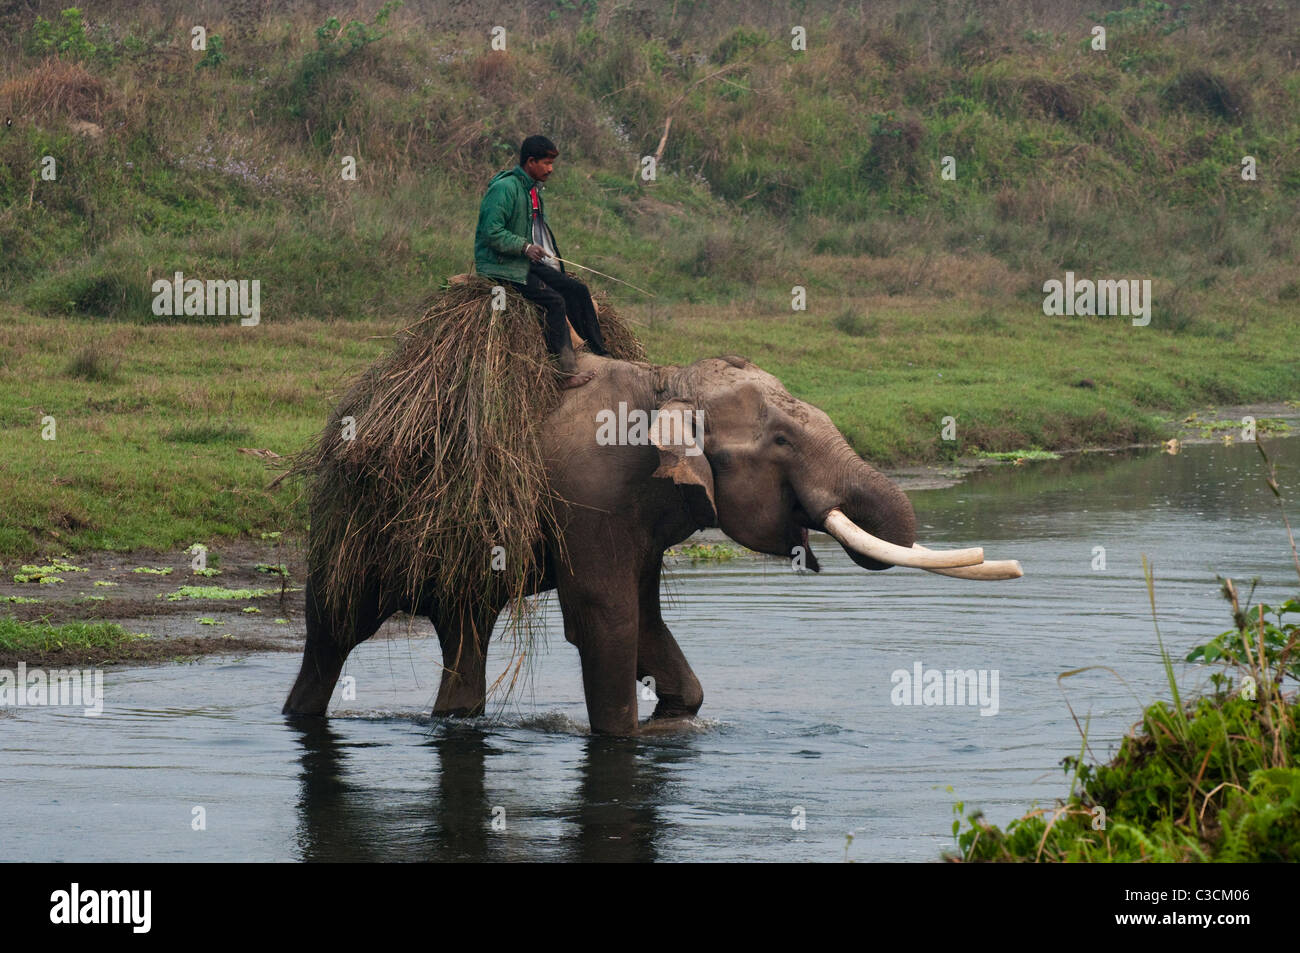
[
  {"left": 283, "top": 278, "right": 644, "bottom": 668},
  {"left": 0, "top": 57, "right": 113, "bottom": 124}
]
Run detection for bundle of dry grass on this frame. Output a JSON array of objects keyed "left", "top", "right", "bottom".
[
  {"left": 286, "top": 276, "right": 644, "bottom": 670},
  {"left": 0, "top": 58, "right": 112, "bottom": 124}
]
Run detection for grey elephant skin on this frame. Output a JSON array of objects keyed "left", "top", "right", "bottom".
[{"left": 284, "top": 353, "right": 918, "bottom": 735}]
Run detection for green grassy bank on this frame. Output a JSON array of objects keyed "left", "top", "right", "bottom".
[{"left": 4, "top": 297, "right": 1295, "bottom": 556}]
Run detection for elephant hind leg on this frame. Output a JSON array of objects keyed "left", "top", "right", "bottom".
[
  {"left": 637, "top": 560, "right": 703, "bottom": 721},
  {"left": 432, "top": 601, "right": 501, "bottom": 718},
  {"left": 283, "top": 576, "right": 395, "bottom": 717}
]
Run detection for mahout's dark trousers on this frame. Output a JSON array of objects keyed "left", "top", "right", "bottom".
[{"left": 510, "top": 261, "right": 609, "bottom": 363}]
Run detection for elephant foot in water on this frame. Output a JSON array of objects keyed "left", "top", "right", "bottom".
[
  {"left": 637, "top": 714, "right": 701, "bottom": 735},
  {"left": 432, "top": 673, "right": 487, "bottom": 719},
  {"left": 635, "top": 693, "right": 704, "bottom": 734}
]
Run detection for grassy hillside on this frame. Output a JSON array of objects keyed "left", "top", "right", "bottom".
[
  {"left": 3, "top": 0, "right": 1297, "bottom": 307},
  {"left": 0, "top": 0, "right": 1297, "bottom": 554}
]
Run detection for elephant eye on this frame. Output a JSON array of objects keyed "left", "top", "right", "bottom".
[{"left": 774, "top": 435, "right": 790, "bottom": 447}]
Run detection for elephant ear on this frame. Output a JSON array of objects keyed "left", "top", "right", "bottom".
[{"left": 650, "top": 399, "right": 717, "bottom": 528}]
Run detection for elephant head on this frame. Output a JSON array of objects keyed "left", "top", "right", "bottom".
[{"left": 645, "top": 355, "right": 1018, "bottom": 579}]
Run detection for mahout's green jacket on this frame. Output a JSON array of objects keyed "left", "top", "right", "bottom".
[{"left": 473, "top": 164, "right": 564, "bottom": 284}]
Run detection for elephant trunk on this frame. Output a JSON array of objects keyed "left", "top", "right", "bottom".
[
  {"left": 792, "top": 440, "right": 921, "bottom": 572},
  {"left": 797, "top": 438, "right": 1022, "bottom": 579}
]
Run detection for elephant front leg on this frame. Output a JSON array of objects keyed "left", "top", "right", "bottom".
[
  {"left": 433, "top": 637, "right": 488, "bottom": 717},
  {"left": 637, "top": 627, "right": 703, "bottom": 721},
  {"left": 284, "top": 629, "right": 347, "bottom": 717},
  {"left": 559, "top": 583, "right": 640, "bottom": 736},
  {"left": 577, "top": 623, "right": 639, "bottom": 735}
]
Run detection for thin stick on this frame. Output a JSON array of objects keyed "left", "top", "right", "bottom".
[
  {"left": 653, "top": 116, "right": 672, "bottom": 164},
  {"left": 548, "top": 255, "right": 657, "bottom": 297}
]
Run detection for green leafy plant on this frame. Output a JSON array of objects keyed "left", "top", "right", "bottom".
[
  {"left": 1187, "top": 586, "right": 1300, "bottom": 689},
  {"left": 196, "top": 34, "right": 226, "bottom": 71},
  {"left": 28, "top": 8, "right": 96, "bottom": 59},
  {"left": 279, "top": 1, "right": 402, "bottom": 122},
  {"left": 309, "top": 3, "right": 401, "bottom": 74},
  {"left": 1218, "top": 767, "right": 1300, "bottom": 861}
]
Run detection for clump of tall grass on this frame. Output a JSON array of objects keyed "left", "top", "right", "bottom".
[
  {"left": 65, "top": 344, "right": 120, "bottom": 381},
  {"left": 0, "top": 617, "right": 147, "bottom": 656},
  {"left": 0, "top": 55, "right": 111, "bottom": 123}
]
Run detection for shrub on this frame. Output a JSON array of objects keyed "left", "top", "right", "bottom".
[
  {"left": 26, "top": 8, "right": 95, "bottom": 60},
  {"left": 860, "top": 111, "right": 926, "bottom": 189},
  {"left": 1162, "top": 68, "right": 1250, "bottom": 122},
  {"left": 833, "top": 309, "right": 875, "bottom": 337},
  {"left": 710, "top": 26, "right": 770, "bottom": 65},
  {"left": 65, "top": 345, "right": 121, "bottom": 381}
]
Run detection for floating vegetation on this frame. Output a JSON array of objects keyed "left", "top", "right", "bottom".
[
  {"left": 666, "top": 542, "right": 742, "bottom": 562},
  {"left": 972, "top": 449, "right": 1061, "bottom": 462},
  {"left": 1179, "top": 413, "right": 1292, "bottom": 439},
  {"left": 166, "top": 586, "right": 279, "bottom": 602},
  {"left": 14, "top": 560, "right": 88, "bottom": 583}
]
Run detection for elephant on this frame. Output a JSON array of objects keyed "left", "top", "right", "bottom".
[{"left": 283, "top": 351, "right": 1020, "bottom": 735}]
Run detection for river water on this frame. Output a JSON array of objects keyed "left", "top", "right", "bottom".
[{"left": 3, "top": 436, "right": 1296, "bottom": 862}]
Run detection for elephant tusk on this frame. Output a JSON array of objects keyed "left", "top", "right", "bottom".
[
  {"left": 913, "top": 544, "right": 1024, "bottom": 581},
  {"left": 822, "top": 508, "right": 984, "bottom": 569}
]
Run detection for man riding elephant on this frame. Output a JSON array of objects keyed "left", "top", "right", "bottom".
[{"left": 474, "top": 134, "right": 609, "bottom": 389}]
